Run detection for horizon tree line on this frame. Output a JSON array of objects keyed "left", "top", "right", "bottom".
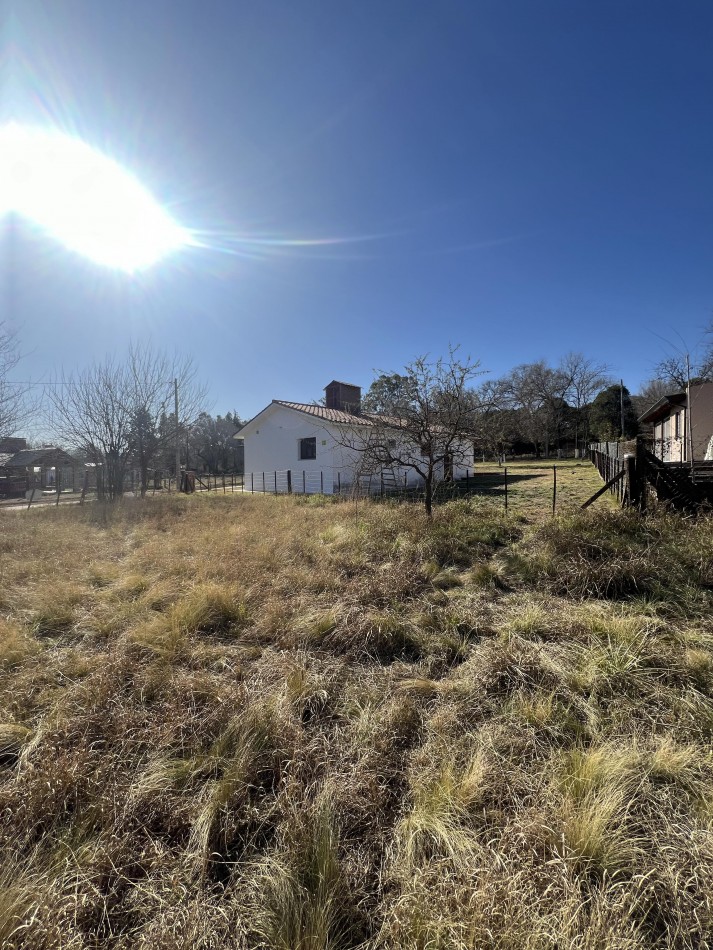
[{"left": 1, "top": 318, "right": 712, "bottom": 501}]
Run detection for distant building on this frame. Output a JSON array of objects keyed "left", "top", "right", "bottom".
[{"left": 0, "top": 446, "right": 77, "bottom": 497}]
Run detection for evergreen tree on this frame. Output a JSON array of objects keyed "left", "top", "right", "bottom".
[{"left": 589, "top": 384, "right": 638, "bottom": 440}]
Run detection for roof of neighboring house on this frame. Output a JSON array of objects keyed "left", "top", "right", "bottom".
[
  {"left": 273, "top": 400, "right": 376, "bottom": 426},
  {"left": 237, "top": 399, "right": 465, "bottom": 441},
  {"left": 2, "top": 447, "right": 75, "bottom": 468},
  {"left": 638, "top": 392, "right": 686, "bottom": 425},
  {"left": 639, "top": 381, "right": 713, "bottom": 426}
]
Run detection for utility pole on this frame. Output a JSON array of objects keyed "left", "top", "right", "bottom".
[
  {"left": 174, "top": 377, "right": 180, "bottom": 492},
  {"left": 620, "top": 379, "right": 625, "bottom": 439},
  {"left": 686, "top": 354, "right": 695, "bottom": 476}
]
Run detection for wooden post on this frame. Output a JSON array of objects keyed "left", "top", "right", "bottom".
[
  {"left": 80, "top": 471, "right": 88, "bottom": 505},
  {"left": 636, "top": 438, "right": 647, "bottom": 513},
  {"left": 223, "top": 474, "right": 226, "bottom": 494},
  {"left": 380, "top": 473, "right": 384, "bottom": 497},
  {"left": 624, "top": 454, "right": 637, "bottom": 508},
  {"left": 504, "top": 467, "right": 508, "bottom": 510},
  {"left": 321, "top": 471, "right": 324, "bottom": 493},
  {"left": 274, "top": 472, "right": 278, "bottom": 494},
  {"left": 552, "top": 465, "right": 557, "bottom": 516},
  {"left": 303, "top": 470, "right": 306, "bottom": 494},
  {"left": 56, "top": 468, "right": 61, "bottom": 506},
  {"left": 287, "top": 470, "right": 292, "bottom": 494},
  {"left": 262, "top": 472, "right": 265, "bottom": 493},
  {"left": 251, "top": 473, "right": 254, "bottom": 494},
  {"left": 337, "top": 471, "right": 341, "bottom": 494},
  {"left": 27, "top": 487, "right": 35, "bottom": 510}
]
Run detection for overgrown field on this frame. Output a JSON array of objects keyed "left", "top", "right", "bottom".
[{"left": 1, "top": 492, "right": 712, "bottom": 948}]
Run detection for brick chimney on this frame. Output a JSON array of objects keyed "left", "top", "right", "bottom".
[{"left": 324, "top": 380, "right": 361, "bottom": 414}]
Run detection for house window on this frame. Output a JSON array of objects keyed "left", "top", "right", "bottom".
[{"left": 299, "top": 437, "right": 316, "bottom": 460}]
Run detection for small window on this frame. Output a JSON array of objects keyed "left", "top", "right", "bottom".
[{"left": 299, "top": 437, "right": 316, "bottom": 460}]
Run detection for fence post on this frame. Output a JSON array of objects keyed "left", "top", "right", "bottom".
[
  {"left": 262, "top": 472, "right": 265, "bottom": 493},
  {"left": 380, "top": 473, "right": 384, "bottom": 497},
  {"left": 321, "top": 471, "right": 324, "bottom": 493},
  {"left": 274, "top": 472, "right": 278, "bottom": 494},
  {"left": 504, "top": 467, "right": 508, "bottom": 510},
  {"left": 287, "top": 470, "right": 292, "bottom": 494},
  {"left": 552, "top": 465, "right": 557, "bottom": 516},
  {"left": 56, "top": 468, "right": 61, "bottom": 506},
  {"left": 337, "top": 471, "right": 341, "bottom": 494},
  {"left": 251, "top": 473, "right": 254, "bottom": 494},
  {"left": 636, "top": 438, "right": 647, "bottom": 513},
  {"left": 624, "top": 453, "right": 637, "bottom": 509},
  {"left": 303, "top": 470, "right": 306, "bottom": 494}
]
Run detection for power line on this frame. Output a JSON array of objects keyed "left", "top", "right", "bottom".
[{"left": 2, "top": 381, "right": 68, "bottom": 387}]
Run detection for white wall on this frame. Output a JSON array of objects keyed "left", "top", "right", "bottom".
[{"left": 242, "top": 404, "right": 339, "bottom": 492}]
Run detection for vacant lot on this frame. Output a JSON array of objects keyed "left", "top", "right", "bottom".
[{"left": 1, "top": 488, "right": 712, "bottom": 948}]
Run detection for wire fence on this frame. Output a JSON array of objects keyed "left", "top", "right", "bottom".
[{"left": 234, "top": 467, "right": 524, "bottom": 508}]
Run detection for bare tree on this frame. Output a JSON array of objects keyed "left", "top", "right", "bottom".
[
  {"left": 472, "top": 377, "right": 520, "bottom": 461},
  {"left": 632, "top": 377, "right": 671, "bottom": 424},
  {"left": 559, "top": 352, "right": 611, "bottom": 454},
  {"left": 652, "top": 318, "right": 713, "bottom": 388},
  {"left": 0, "top": 322, "right": 34, "bottom": 438},
  {"left": 501, "top": 361, "right": 571, "bottom": 457},
  {"left": 339, "top": 350, "right": 484, "bottom": 517},
  {"left": 48, "top": 358, "right": 133, "bottom": 499},
  {"left": 127, "top": 344, "right": 208, "bottom": 495},
  {"left": 48, "top": 345, "right": 207, "bottom": 499}
]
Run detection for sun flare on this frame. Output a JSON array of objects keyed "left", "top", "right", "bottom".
[{"left": 0, "top": 122, "right": 189, "bottom": 272}]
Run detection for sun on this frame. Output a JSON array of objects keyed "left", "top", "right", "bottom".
[{"left": 0, "top": 122, "right": 189, "bottom": 272}]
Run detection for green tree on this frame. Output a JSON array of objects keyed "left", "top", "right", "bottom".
[
  {"left": 589, "top": 384, "right": 638, "bottom": 441},
  {"left": 361, "top": 373, "right": 412, "bottom": 413}
]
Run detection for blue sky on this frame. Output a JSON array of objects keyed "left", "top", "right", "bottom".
[{"left": 3, "top": 0, "right": 713, "bottom": 419}]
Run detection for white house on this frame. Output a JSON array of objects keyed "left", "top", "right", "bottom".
[{"left": 235, "top": 380, "right": 473, "bottom": 495}]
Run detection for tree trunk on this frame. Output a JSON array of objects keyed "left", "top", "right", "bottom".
[
  {"left": 140, "top": 463, "right": 149, "bottom": 497},
  {"left": 424, "top": 472, "right": 433, "bottom": 518}
]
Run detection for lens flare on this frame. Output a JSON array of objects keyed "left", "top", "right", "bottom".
[{"left": 0, "top": 122, "right": 188, "bottom": 272}]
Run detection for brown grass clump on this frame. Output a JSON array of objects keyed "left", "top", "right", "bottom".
[{"left": 0, "top": 494, "right": 712, "bottom": 947}]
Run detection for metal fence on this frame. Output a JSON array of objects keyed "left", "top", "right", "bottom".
[{"left": 236, "top": 468, "right": 519, "bottom": 507}]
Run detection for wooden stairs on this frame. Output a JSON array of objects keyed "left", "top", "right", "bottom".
[{"left": 642, "top": 450, "right": 713, "bottom": 511}]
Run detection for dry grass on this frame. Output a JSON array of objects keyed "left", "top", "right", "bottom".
[{"left": 0, "top": 491, "right": 712, "bottom": 948}]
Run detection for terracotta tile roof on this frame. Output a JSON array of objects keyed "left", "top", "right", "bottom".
[{"left": 274, "top": 401, "right": 376, "bottom": 426}]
